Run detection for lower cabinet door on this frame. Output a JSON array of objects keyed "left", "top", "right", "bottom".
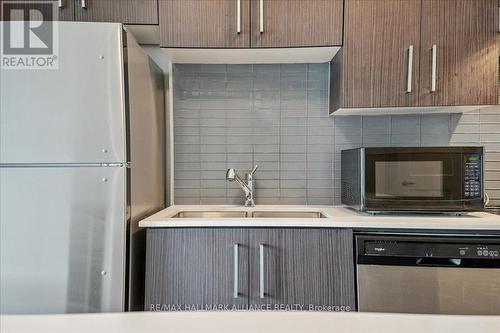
[
  {"left": 249, "top": 229, "right": 356, "bottom": 311},
  {"left": 144, "top": 228, "right": 249, "bottom": 311}
]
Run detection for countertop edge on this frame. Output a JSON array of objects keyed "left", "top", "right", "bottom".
[
  {"left": 2, "top": 312, "right": 500, "bottom": 333},
  {"left": 138, "top": 205, "right": 500, "bottom": 231}
]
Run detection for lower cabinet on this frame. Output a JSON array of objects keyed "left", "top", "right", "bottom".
[
  {"left": 145, "top": 228, "right": 356, "bottom": 311},
  {"left": 144, "top": 228, "right": 249, "bottom": 310},
  {"left": 249, "top": 229, "right": 355, "bottom": 311}
]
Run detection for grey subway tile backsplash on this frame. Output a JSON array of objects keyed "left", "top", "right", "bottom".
[{"left": 173, "top": 63, "right": 500, "bottom": 207}]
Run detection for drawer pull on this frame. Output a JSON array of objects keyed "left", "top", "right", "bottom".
[
  {"left": 259, "top": 243, "right": 265, "bottom": 299},
  {"left": 233, "top": 243, "right": 239, "bottom": 298},
  {"left": 431, "top": 44, "right": 437, "bottom": 92},
  {"left": 406, "top": 45, "right": 413, "bottom": 93},
  {"left": 237, "top": 0, "right": 241, "bottom": 33},
  {"left": 259, "top": 0, "right": 264, "bottom": 33}
]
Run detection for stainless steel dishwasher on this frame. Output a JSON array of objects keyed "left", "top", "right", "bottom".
[{"left": 356, "top": 234, "right": 500, "bottom": 315}]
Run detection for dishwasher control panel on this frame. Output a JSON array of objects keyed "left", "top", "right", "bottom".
[
  {"left": 362, "top": 238, "right": 500, "bottom": 259},
  {"left": 356, "top": 236, "right": 500, "bottom": 260}
]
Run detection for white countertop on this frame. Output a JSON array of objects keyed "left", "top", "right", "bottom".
[
  {"left": 2, "top": 311, "right": 500, "bottom": 333},
  {"left": 139, "top": 205, "right": 500, "bottom": 231}
]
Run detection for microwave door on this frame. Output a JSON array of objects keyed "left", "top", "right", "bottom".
[
  {"left": 375, "top": 161, "right": 445, "bottom": 199},
  {"left": 364, "top": 150, "right": 469, "bottom": 212}
]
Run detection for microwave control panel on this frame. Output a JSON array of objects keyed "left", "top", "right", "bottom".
[{"left": 464, "top": 154, "right": 481, "bottom": 198}]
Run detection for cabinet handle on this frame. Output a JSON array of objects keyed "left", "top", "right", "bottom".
[
  {"left": 58, "top": 0, "right": 64, "bottom": 8},
  {"left": 233, "top": 243, "right": 239, "bottom": 298},
  {"left": 259, "top": 0, "right": 264, "bottom": 33},
  {"left": 81, "top": 0, "right": 87, "bottom": 9},
  {"left": 236, "top": 0, "right": 241, "bottom": 34},
  {"left": 259, "top": 243, "right": 265, "bottom": 299},
  {"left": 406, "top": 45, "right": 413, "bottom": 93},
  {"left": 431, "top": 44, "right": 437, "bottom": 92}
]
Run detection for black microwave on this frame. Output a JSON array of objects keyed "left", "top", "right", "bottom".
[{"left": 341, "top": 147, "right": 485, "bottom": 213}]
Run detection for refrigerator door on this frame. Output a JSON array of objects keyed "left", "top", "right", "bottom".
[
  {"left": 0, "top": 166, "right": 126, "bottom": 314},
  {"left": 0, "top": 22, "right": 126, "bottom": 164},
  {"left": 124, "top": 30, "right": 166, "bottom": 311}
]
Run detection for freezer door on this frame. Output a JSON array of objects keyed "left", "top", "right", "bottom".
[
  {"left": 0, "top": 166, "right": 126, "bottom": 314},
  {"left": 0, "top": 22, "right": 126, "bottom": 164}
]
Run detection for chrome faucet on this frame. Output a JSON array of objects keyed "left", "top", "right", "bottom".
[{"left": 226, "top": 165, "right": 258, "bottom": 207}]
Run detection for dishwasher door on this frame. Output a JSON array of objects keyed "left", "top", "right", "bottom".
[
  {"left": 357, "top": 265, "right": 500, "bottom": 315},
  {"left": 356, "top": 235, "right": 500, "bottom": 315}
]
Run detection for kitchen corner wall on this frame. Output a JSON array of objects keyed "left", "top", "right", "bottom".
[{"left": 172, "top": 63, "right": 500, "bottom": 207}]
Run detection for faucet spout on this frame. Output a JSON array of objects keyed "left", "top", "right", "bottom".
[{"left": 226, "top": 165, "right": 258, "bottom": 207}]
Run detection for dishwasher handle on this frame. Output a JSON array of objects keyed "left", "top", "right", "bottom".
[
  {"left": 416, "top": 257, "right": 462, "bottom": 267},
  {"left": 357, "top": 255, "right": 500, "bottom": 268}
]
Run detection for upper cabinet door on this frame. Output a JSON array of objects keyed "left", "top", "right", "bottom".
[
  {"left": 74, "top": 0, "right": 158, "bottom": 24},
  {"left": 57, "top": 0, "right": 76, "bottom": 21},
  {"left": 419, "top": 0, "right": 498, "bottom": 106},
  {"left": 343, "top": 0, "right": 421, "bottom": 108},
  {"left": 251, "top": 0, "right": 343, "bottom": 47},
  {"left": 159, "top": 0, "right": 250, "bottom": 48}
]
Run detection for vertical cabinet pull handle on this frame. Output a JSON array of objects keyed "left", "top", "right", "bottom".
[
  {"left": 406, "top": 45, "right": 413, "bottom": 93},
  {"left": 233, "top": 243, "right": 239, "bottom": 298},
  {"left": 259, "top": 244, "right": 265, "bottom": 299},
  {"left": 58, "top": 0, "right": 64, "bottom": 8},
  {"left": 81, "top": 0, "right": 87, "bottom": 9},
  {"left": 236, "top": 0, "right": 241, "bottom": 34},
  {"left": 431, "top": 44, "right": 437, "bottom": 92},
  {"left": 259, "top": 0, "right": 264, "bottom": 33}
]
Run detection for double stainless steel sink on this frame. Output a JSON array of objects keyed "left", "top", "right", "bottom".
[{"left": 171, "top": 210, "right": 326, "bottom": 219}]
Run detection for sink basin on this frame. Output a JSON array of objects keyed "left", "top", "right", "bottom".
[
  {"left": 171, "top": 210, "right": 326, "bottom": 219},
  {"left": 171, "top": 211, "right": 248, "bottom": 218},
  {"left": 250, "top": 211, "right": 326, "bottom": 218}
]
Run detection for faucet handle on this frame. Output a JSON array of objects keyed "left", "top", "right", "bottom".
[{"left": 250, "top": 165, "right": 258, "bottom": 176}]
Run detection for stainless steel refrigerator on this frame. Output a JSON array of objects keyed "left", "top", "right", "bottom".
[{"left": 0, "top": 23, "right": 165, "bottom": 314}]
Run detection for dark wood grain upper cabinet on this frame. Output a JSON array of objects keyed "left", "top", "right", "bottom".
[
  {"left": 144, "top": 228, "right": 249, "bottom": 310},
  {"left": 74, "top": 0, "right": 158, "bottom": 24},
  {"left": 0, "top": 0, "right": 75, "bottom": 21},
  {"left": 250, "top": 0, "right": 343, "bottom": 47},
  {"left": 418, "top": 0, "right": 498, "bottom": 106},
  {"left": 159, "top": 0, "right": 250, "bottom": 48},
  {"left": 332, "top": 0, "right": 421, "bottom": 110},
  {"left": 56, "top": 0, "right": 76, "bottom": 21},
  {"left": 331, "top": 0, "right": 499, "bottom": 113},
  {"left": 249, "top": 229, "right": 355, "bottom": 310}
]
